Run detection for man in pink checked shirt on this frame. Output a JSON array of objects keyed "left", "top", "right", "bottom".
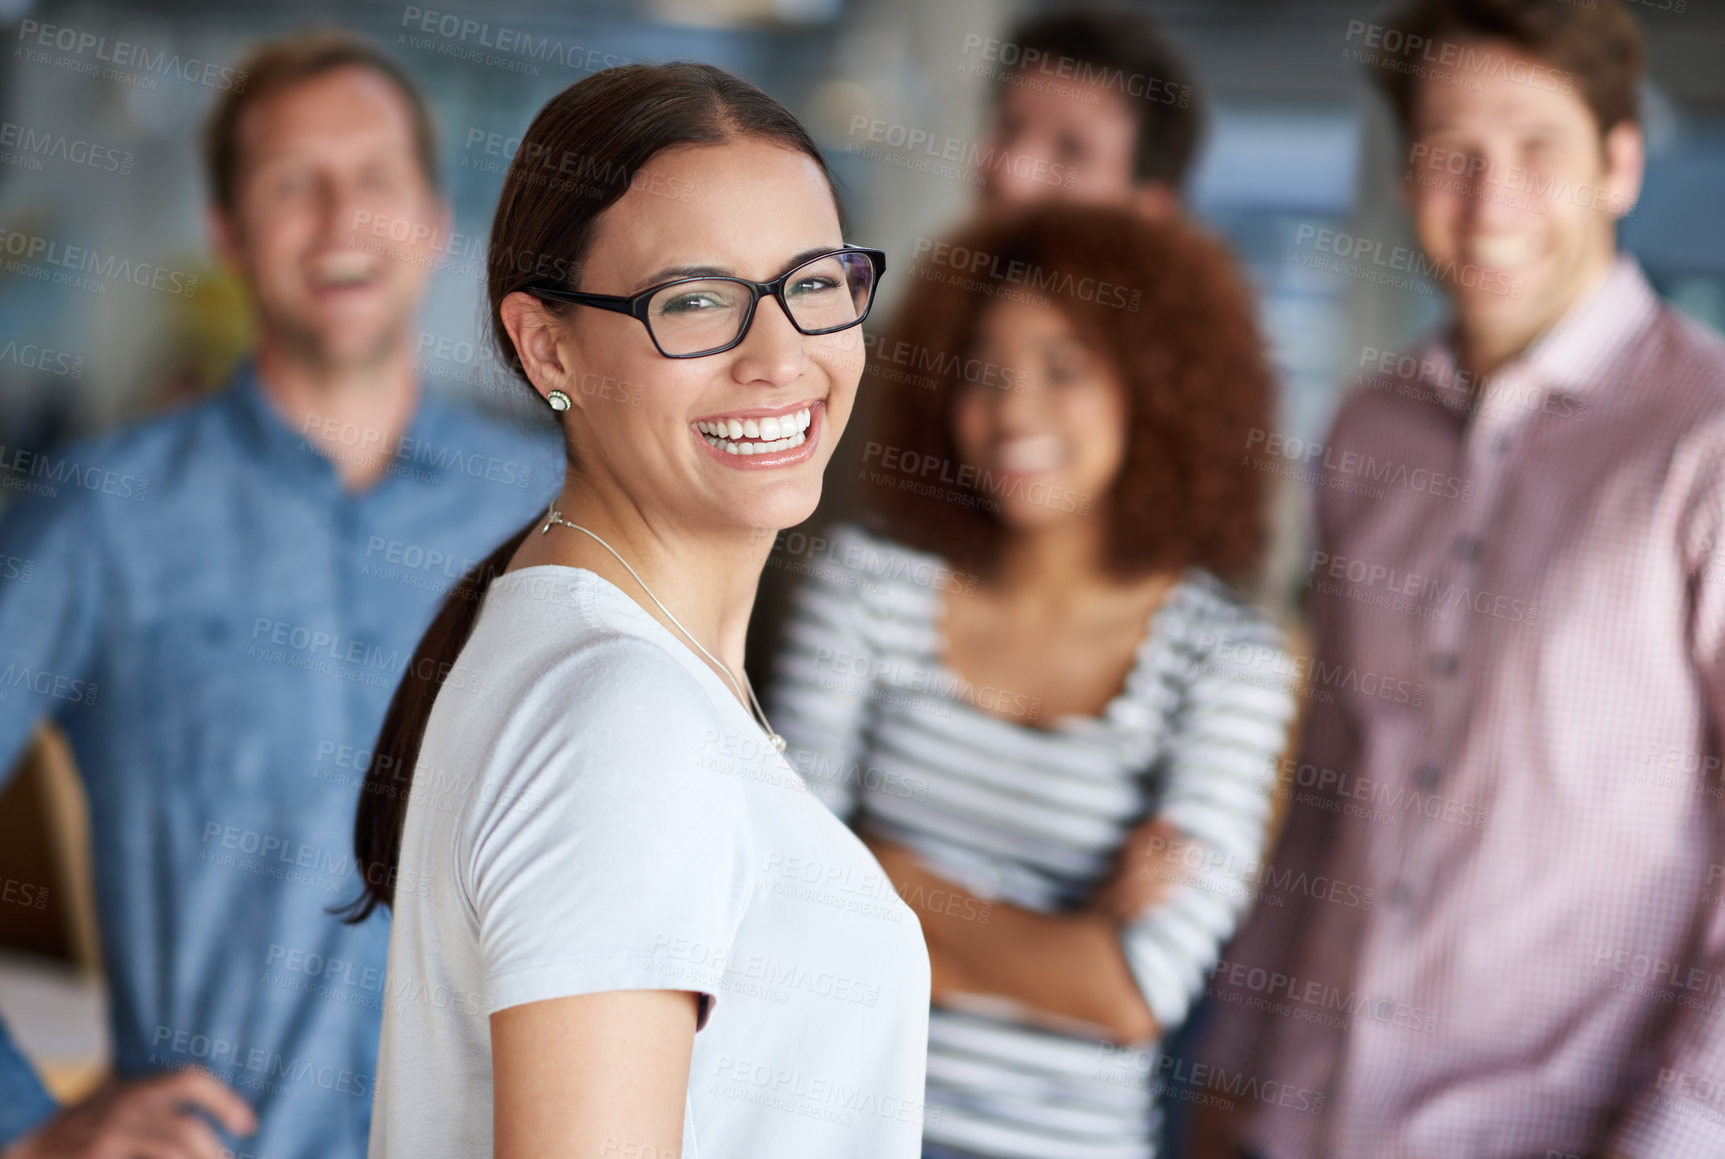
[{"left": 1192, "top": 1, "right": 1725, "bottom": 1157}]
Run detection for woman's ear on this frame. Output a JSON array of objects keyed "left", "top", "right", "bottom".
[{"left": 500, "top": 291, "right": 579, "bottom": 408}]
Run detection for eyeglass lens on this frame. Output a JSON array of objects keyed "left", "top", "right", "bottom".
[{"left": 645, "top": 250, "right": 875, "bottom": 356}]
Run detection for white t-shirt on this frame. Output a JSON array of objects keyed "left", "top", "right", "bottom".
[{"left": 368, "top": 566, "right": 931, "bottom": 1158}]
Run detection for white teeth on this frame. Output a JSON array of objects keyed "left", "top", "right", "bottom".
[
  {"left": 311, "top": 251, "right": 375, "bottom": 287},
  {"left": 698, "top": 409, "right": 812, "bottom": 437},
  {"left": 700, "top": 430, "right": 809, "bottom": 457},
  {"left": 998, "top": 434, "right": 1063, "bottom": 474},
  {"left": 695, "top": 407, "right": 814, "bottom": 459},
  {"left": 1465, "top": 234, "right": 1536, "bottom": 270}
]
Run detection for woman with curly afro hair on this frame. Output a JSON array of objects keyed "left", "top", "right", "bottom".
[{"left": 770, "top": 203, "right": 1300, "bottom": 1159}]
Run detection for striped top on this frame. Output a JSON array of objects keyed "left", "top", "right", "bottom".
[{"left": 768, "top": 523, "right": 1298, "bottom": 1159}]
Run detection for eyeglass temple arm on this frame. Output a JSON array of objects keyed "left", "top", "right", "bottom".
[
  {"left": 525, "top": 286, "right": 638, "bottom": 316},
  {"left": 854, "top": 247, "right": 887, "bottom": 277}
]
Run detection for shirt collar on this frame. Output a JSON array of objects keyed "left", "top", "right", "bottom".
[
  {"left": 1414, "top": 253, "right": 1658, "bottom": 415},
  {"left": 1521, "top": 253, "right": 1658, "bottom": 398},
  {"left": 223, "top": 356, "right": 458, "bottom": 489}
]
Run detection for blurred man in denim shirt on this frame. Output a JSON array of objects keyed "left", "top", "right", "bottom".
[{"left": 0, "top": 31, "right": 559, "bottom": 1159}]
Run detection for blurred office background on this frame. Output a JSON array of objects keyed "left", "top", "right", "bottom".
[{"left": 1, "top": 0, "right": 1721, "bottom": 1109}]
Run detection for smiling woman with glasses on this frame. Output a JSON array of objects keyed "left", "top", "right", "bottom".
[{"left": 346, "top": 62, "right": 930, "bottom": 1159}]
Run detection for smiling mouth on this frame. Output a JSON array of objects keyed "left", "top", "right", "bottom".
[
  {"left": 696, "top": 406, "right": 812, "bottom": 456},
  {"left": 1463, "top": 233, "right": 1538, "bottom": 271},
  {"left": 308, "top": 251, "right": 381, "bottom": 290},
  {"left": 996, "top": 434, "right": 1064, "bottom": 474}
]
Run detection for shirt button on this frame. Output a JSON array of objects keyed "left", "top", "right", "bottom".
[
  {"left": 1492, "top": 433, "right": 1511, "bottom": 454},
  {"left": 1413, "top": 764, "right": 1441, "bottom": 790},
  {"left": 1389, "top": 882, "right": 1413, "bottom": 908},
  {"left": 1454, "top": 536, "right": 1482, "bottom": 561},
  {"left": 1430, "top": 653, "right": 1458, "bottom": 677}
]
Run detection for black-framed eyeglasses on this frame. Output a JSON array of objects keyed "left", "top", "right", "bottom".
[{"left": 524, "top": 245, "right": 887, "bottom": 359}]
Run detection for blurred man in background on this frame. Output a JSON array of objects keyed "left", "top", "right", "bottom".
[
  {"left": 0, "top": 31, "right": 558, "bottom": 1159},
  {"left": 1197, "top": 1, "right": 1725, "bottom": 1156},
  {"left": 975, "top": 6, "right": 1203, "bottom": 217}
]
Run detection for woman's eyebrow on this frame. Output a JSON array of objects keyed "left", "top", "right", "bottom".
[{"left": 632, "top": 246, "right": 840, "bottom": 292}]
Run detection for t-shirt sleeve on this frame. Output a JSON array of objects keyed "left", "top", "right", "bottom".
[
  {"left": 1120, "top": 592, "right": 1298, "bottom": 1033},
  {"left": 458, "top": 636, "right": 757, "bottom": 1026}
]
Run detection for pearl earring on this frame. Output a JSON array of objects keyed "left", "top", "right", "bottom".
[{"left": 547, "top": 390, "right": 571, "bottom": 413}]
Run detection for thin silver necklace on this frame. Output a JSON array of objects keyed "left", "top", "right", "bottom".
[{"left": 539, "top": 504, "right": 786, "bottom": 752}]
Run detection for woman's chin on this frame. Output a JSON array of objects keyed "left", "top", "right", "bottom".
[
  {"left": 729, "top": 487, "right": 823, "bottom": 538},
  {"left": 992, "top": 488, "right": 1087, "bottom": 531},
  {"left": 995, "top": 509, "right": 1061, "bottom": 535}
]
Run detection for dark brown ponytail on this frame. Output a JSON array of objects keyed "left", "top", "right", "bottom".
[
  {"left": 337, "top": 521, "right": 531, "bottom": 923},
  {"left": 341, "top": 61, "right": 841, "bottom": 922}
]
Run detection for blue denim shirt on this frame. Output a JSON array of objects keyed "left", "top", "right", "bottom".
[
  {"left": 0, "top": 1016, "right": 56, "bottom": 1147},
  {"left": 0, "top": 361, "right": 562, "bottom": 1156}
]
